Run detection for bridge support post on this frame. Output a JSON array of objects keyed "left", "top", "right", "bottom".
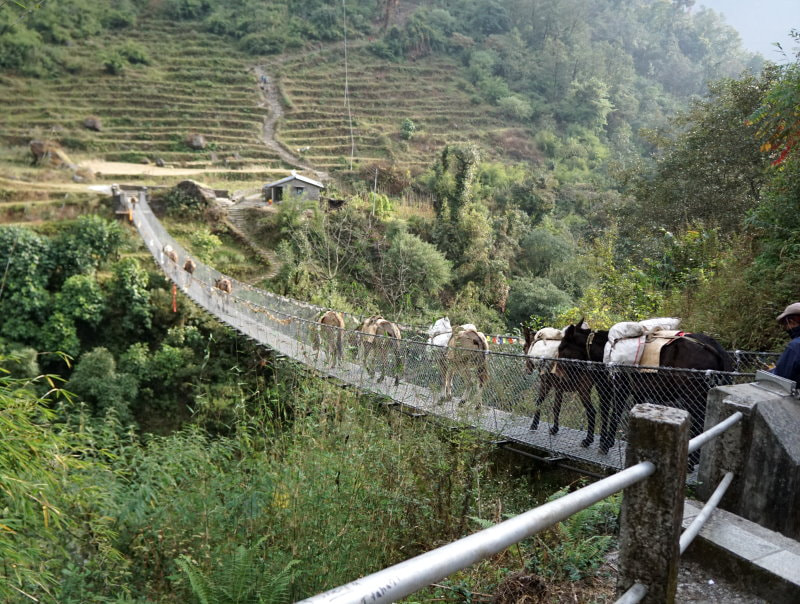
[{"left": 617, "top": 403, "right": 690, "bottom": 603}]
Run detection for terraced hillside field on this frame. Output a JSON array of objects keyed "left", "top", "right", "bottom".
[
  {"left": 0, "top": 19, "right": 288, "bottom": 188},
  {"left": 272, "top": 46, "right": 535, "bottom": 175}
]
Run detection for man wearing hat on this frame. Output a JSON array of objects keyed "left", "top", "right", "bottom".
[{"left": 772, "top": 302, "right": 800, "bottom": 383}]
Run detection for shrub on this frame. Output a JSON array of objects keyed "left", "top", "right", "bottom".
[
  {"left": 401, "top": 118, "right": 417, "bottom": 140},
  {"left": 498, "top": 95, "right": 533, "bottom": 120},
  {"left": 119, "top": 42, "right": 151, "bottom": 65},
  {"left": 67, "top": 347, "right": 137, "bottom": 423},
  {"left": 102, "top": 51, "right": 125, "bottom": 75}
]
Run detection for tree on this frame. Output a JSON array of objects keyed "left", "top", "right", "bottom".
[
  {"left": 623, "top": 70, "right": 777, "bottom": 235},
  {"left": 750, "top": 32, "right": 800, "bottom": 166},
  {"left": 54, "top": 274, "right": 105, "bottom": 327},
  {"left": 67, "top": 347, "right": 137, "bottom": 423},
  {"left": 401, "top": 117, "right": 416, "bottom": 140},
  {"left": 505, "top": 276, "right": 572, "bottom": 328},
  {"left": 48, "top": 215, "right": 124, "bottom": 287},
  {"left": 0, "top": 226, "right": 51, "bottom": 344},
  {"left": 374, "top": 231, "right": 451, "bottom": 311},
  {"left": 106, "top": 258, "right": 152, "bottom": 337}
]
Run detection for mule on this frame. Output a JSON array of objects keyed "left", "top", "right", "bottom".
[
  {"left": 559, "top": 321, "right": 732, "bottom": 462},
  {"left": 523, "top": 326, "right": 602, "bottom": 446},
  {"left": 526, "top": 323, "right": 613, "bottom": 447},
  {"left": 440, "top": 324, "right": 490, "bottom": 407},
  {"left": 356, "top": 315, "right": 403, "bottom": 384},
  {"left": 314, "top": 310, "right": 346, "bottom": 367},
  {"left": 214, "top": 277, "right": 232, "bottom": 293}
]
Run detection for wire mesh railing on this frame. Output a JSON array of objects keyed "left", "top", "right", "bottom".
[{"left": 128, "top": 190, "right": 767, "bottom": 470}]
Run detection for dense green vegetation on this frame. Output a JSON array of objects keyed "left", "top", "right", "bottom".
[{"left": 2, "top": 0, "right": 800, "bottom": 601}]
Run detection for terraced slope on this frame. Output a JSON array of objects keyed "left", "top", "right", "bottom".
[
  {"left": 0, "top": 19, "right": 289, "bottom": 187},
  {"left": 272, "top": 46, "right": 530, "bottom": 174}
]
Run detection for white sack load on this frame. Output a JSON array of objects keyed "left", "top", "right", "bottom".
[
  {"left": 604, "top": 336, "right": 646, "bottom": 365},
  {"left": 604, "top": 317, "right": 682, "bottom": 365},
  {"left": 639, "top": 317, "right": 681, "bottom": 333},
  {"left": 608, "top": 321, "right": 645, "bottom": 345},
  {"left": 605, "top": 321, "right": 646, "bottom": 364},
  {"left": 427, "top": 317, "right": 452, "bottom": 346},
  {"left": 459, "top": 323, "right": 478, "bottom": 333},
  {"left": 527, "top": 327, "right": 562, "bottom": 372},
  {"left": 528, "top": 327, "right": 562, "bottom": 359}
]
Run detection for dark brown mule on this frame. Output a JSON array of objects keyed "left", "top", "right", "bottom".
[
  {"left": 525, "top": 324, "right": 611, "bottom": 447},
  {"left": 559, "top": 321, "right": 731, "bottom": 466}
]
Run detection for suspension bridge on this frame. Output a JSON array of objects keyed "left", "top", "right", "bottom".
[
  {"left": 120, "top": 187, "right": 800, "bottom": 603},
  {"left": 122, "top": 187, "right": 775, "bottom": 472}
]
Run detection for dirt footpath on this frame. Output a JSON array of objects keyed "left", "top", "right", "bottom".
[{"left": 81, "top": 160, "right": 280, "bottom": 177}]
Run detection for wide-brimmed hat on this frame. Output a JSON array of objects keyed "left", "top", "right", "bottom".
[{"left": 776, "top": 302, "right": 800, "bottom": 322}]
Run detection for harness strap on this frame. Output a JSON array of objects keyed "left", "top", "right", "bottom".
[{"left": 586, "top": 331, "right": 596, "bottom": 359}]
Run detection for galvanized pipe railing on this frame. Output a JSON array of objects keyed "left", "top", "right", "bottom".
[
  {"left": 680, "top": 471, "right": 734, "bottom": 555},
  {"left": 298, "top": 461, "right": 655, "bottom": 604},
  {"left": 614, "top": 411, "right": 743, "bottom": 604},
  {"left": 688, "top": 411, "right": 743, "bottom": 453}
]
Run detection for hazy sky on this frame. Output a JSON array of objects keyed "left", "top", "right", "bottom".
[{"left": 697, "top": 0, "right": 798, "bottom": 61}]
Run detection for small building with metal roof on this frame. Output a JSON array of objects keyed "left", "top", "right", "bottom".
[{"left": 262, "top": 172, "right": 325, "bottom": 203}]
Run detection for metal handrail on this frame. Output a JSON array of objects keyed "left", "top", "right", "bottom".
[
  {"left": 680, "top": 472, "right": 734, "bottom": 555},
  {"left": 688, "top": 412, "right": 743, "bottom": 453},
  {"left": 616, "top": 582, "right": 648, "bottom": 604},
  {"left": 298, "top": 461, "right": 655, "bottom": 604}
]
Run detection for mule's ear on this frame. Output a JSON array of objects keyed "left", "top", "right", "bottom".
[
  {"left": 522, "top": 325, "right": 532, "bottom": 341},
  {"left": 564, "top": 324, "right": 574, "bottom": 337}
]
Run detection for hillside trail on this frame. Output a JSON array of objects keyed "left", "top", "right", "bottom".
[
  {"left": 229, "top": 38, "right": 370, "bottom": 277},
  {"left": 252, "top": 65, "right": 327, "bottom": 184}
]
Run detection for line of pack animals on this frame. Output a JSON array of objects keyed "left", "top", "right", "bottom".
[{"left": 162, "top": 243, "right": 729, "bottom": 466}]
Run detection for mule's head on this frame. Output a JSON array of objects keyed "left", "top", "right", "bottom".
[
  {"left": 522, "top": 325, "right": 536, "bottom": 374},
  {"left": 522, "top": 325, "right": 534, "bottom": 353},
  {"left": 557, "top": 320, "right": 591, "bottom": 361}
]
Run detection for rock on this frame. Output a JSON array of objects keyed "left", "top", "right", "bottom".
[
  {"left": 185, "top": 133, "right": 206, "bottom": 150},
  {"left": 29, "top": 139, "right": 73, "bottom": 168},
  {"left": 173, "top": 179, "right": 217, "bottom": 204},
  {"left": 155, "top": 157, "right": 166, "bottom": 167},
  {"left": 82, "top": 116, "right": 103, "bottom": 132}
]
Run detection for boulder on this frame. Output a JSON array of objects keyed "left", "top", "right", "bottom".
[
  {"left": 29, "top": 139, "right": 74, "bottom": 168},
  {"left": 185, "top": 133, "right": 206, "bottom": 150},
  {"left": 173, "top": 179, "right": 217, "bottom": 204},
  {"left": 82, "top": 116, "right": 103, "bottom": 132}
]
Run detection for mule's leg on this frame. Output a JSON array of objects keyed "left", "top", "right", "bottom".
[
  {"left": 550, "top": 387, "right": 562, "bottom": 435},
  {"left": 441, "top": 365, "right": 453, "bottom": 402},
  {"left": 600, "top": 375, "right": 628, "bottom": 454},
  {"left": 530, "top": 374, "right": 549, "bottom": 431},
  {"left": 597, "top": 373, "right": 613, "bottom": 450},
  {"left": 579, "top": 376, "right": 595, "bottom": 447}
]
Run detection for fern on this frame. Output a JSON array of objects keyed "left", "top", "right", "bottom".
[
  {"left": 176, "top": 541, "right": 300, "bottom": 604},
  {"left": 176, "top": 556, "right": 213, "bottom": 604}
]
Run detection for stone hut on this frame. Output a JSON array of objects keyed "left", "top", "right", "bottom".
[{"left": 262, "top": 172, "right": 324, "bottom": 203}]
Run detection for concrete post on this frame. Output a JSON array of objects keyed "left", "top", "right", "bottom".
[
  {"left": 617, "top": 404, "right": 690, "bottom": 603},
  {"left": 699, "top": 382, "right": 800, "bottom": 539},
  {"left": 697, "top": 385, "right": 757, "bottom": 508}
]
